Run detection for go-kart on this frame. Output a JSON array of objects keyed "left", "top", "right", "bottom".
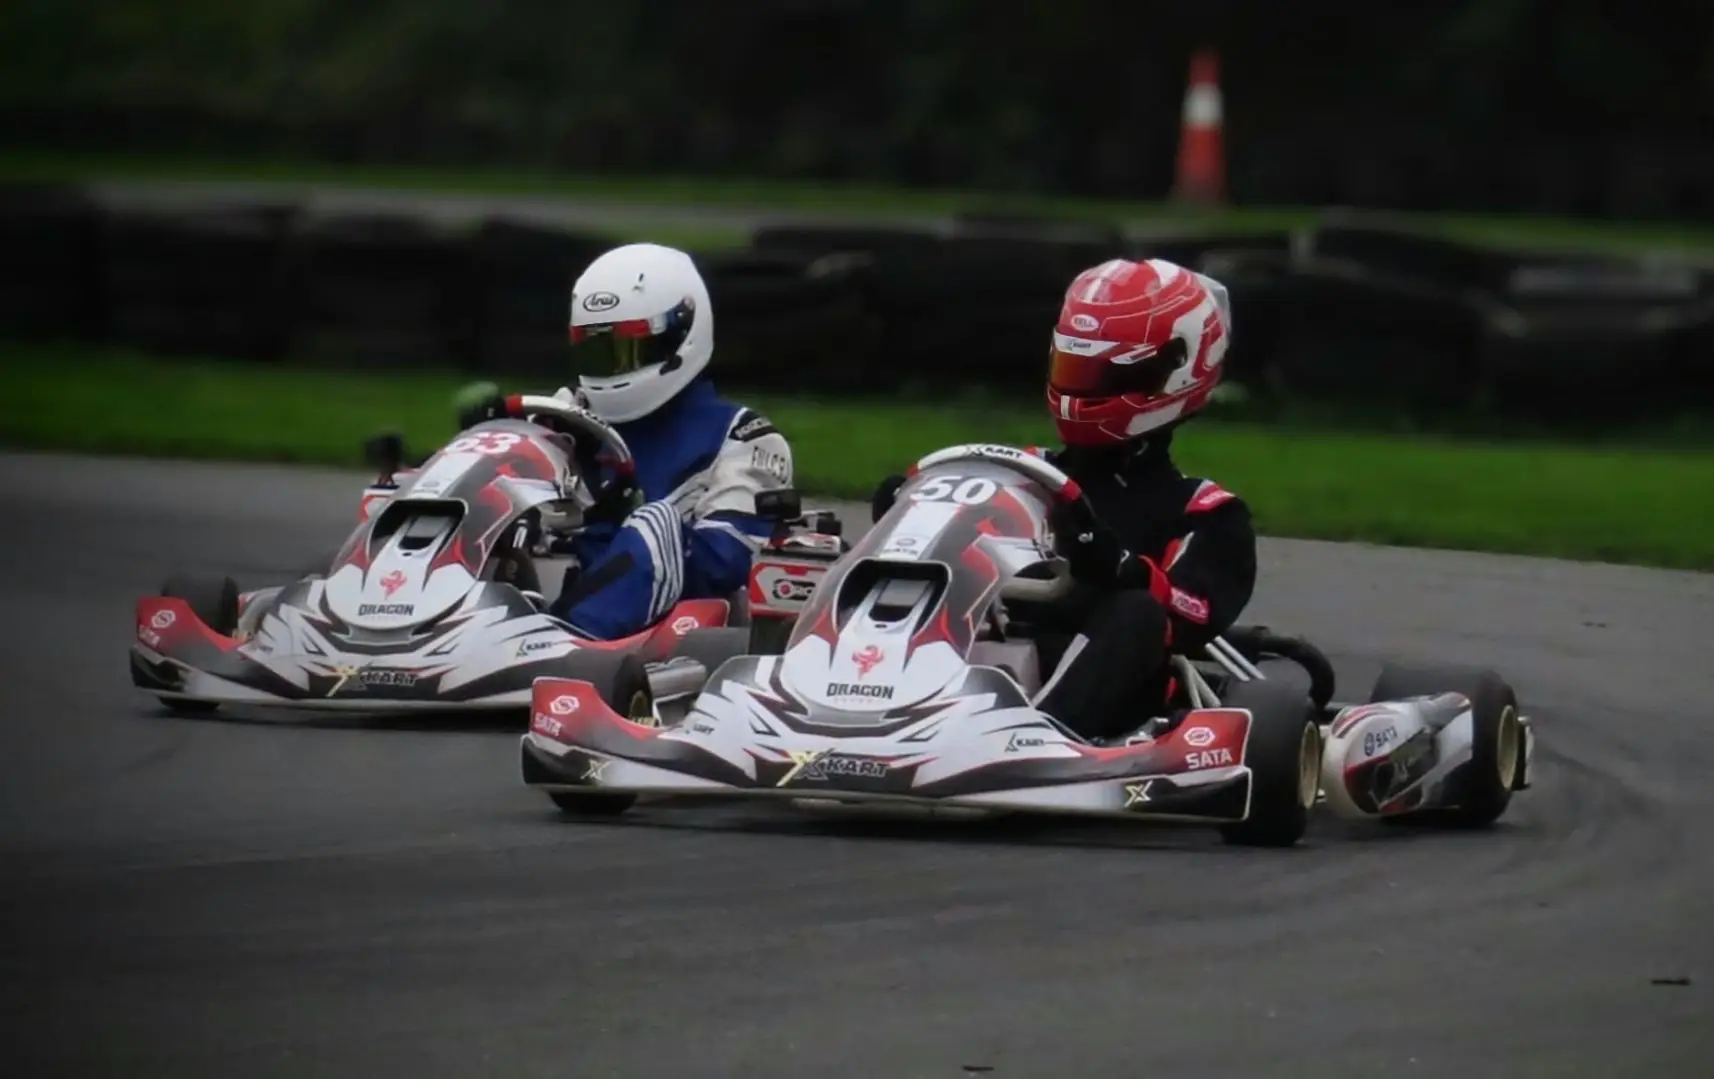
[
  {"left": 521, "top": 442, "right": 1534, "bottom": 845},
  {"left": 130, "top": 395, "right": 810, "bottom": 716}
]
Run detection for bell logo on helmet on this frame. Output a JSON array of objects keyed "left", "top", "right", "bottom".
[
  {"left": 581, "top": 291, "right": 621, "bottom": 313},
  {"left": 1069, "top": 313, "right": 1099, "bottom": 333}
]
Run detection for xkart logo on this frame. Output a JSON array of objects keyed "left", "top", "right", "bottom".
[
  {"left": 775, "top": 750, "right": 891, "bottom": 787},
  {"left": 360, "top": 668, "right": 417, "bottom": 688}
]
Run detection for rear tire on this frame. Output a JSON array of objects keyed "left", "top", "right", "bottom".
[
  {"left": 544, "top": 652, "right": 652, "bottom": 817},
  {"left": 748, "top": 618, "right": 796, "bottom": 656},
  {"left": 1369, "top": 663, "right": 1521, "bottom": 828},
  {"left": 155, "top": 574, "right": 240, "bottom": 715},
  {"left": 1216, "top": 677, "right": 1322, "bottom": 848}
]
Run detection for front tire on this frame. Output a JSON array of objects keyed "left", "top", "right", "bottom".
[
  {"left": 1216, "top": 677, "right": 1323, "bottom": 848},
  {"left": 544, "top": 652, "right": 652, "bottom": 817},
  {"left": 1369, "top": 663, "right": 1521, "bottom": 828}
]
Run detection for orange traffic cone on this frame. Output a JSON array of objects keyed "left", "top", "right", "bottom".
[{"left": 1172, "top": 49, "right": 1227, "bottom": 206}]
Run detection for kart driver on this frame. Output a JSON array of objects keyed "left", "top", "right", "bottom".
[
  {"left": 455, "top": 242, "right": 794, "bottom": 641},
  {"left": 873, "top": 257, "right": 1257, "bottom": 743}
]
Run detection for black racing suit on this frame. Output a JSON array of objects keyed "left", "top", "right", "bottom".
[{"left": 1004, "top": 434, "right": 1258, "bottom": 741}]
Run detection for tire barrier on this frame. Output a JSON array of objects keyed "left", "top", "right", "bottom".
[
  {"left": 101, "top": 203, "right": 301, "bottom": 361},
  {"left": 0, "top": 184, "right": 106, "bottom": 340},
  {"left": 468, "top": 218, "right": 616, "bottom": 378},
  {"left": 3, "top": 184, "right": 1711, "bottom": 423},
  {"left": 283, "top": 211, "right": 477, "bottom": 371}
]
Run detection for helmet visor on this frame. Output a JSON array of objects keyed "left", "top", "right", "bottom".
[
  {"left": 568, "top": 298, "right": 694, "bottom": 380},
  {"left": 1048, "top": 339, "right": 1186, "bottom": 399}
]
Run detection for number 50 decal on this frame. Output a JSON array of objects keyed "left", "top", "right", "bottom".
[{"left": 909, "top": 475, "right": 998, "bottom": 505}]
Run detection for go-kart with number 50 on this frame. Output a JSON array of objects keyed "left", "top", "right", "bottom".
[{"left": 520, "top": 441, "right": 1535, "bottom": 844}]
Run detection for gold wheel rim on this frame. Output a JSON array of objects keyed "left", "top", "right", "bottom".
[
  {"left": 1296, "top": 723, "right": 1322, "bottom": 809},
  {"left": 1495, "top": 704, "right": 1521, "bottom": 787}
]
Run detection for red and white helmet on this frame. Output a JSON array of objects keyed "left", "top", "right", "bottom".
[{"left": 1046, "top": 258, "right": 1232, "bottom": 446}]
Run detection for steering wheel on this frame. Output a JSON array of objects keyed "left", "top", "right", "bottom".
[
  {"left": 905, "top": 443, "right": 1096, "bottom": 605},
  {"left": 501, "top": 394, "right": 637, "bottom": 512},
  {"left": 505, "top": 394, "right": 634, "bottom": 472}
]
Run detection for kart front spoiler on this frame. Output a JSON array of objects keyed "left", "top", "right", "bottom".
[{"left": 519, "top": 676, "right": 1260, "bottom": 825}]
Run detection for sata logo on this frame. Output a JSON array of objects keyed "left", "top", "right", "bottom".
[
  {"left": 1186, "top": 747, "right": 1234, "bottom": 769},
  {"left": 549, "top": 694, "right": 581, "bottom": 716},
  {"left": 1363, "top": 726, "right": 1400, "bottom": 757}
]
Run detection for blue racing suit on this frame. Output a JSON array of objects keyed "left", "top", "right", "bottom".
[{"left": 545, "top": 378, "right": 793, "bottom": 639}]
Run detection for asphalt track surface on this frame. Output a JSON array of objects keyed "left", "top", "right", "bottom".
[{"left": 3, "top": 452, "right": 1712, "bottom": 1078}]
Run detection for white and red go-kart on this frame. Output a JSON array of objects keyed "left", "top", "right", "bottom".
[
  {"left": 521, "top": 442, "right": 1535, "bottom": 846},
  {"left": 130, "top": 395, "right": 812, "bottom": 716}
]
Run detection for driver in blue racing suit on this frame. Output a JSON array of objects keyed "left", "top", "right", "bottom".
[
  {"left": 873, "top": 258, "right": 1257, "bottom": 743},
  {"left": 456, "top": 243, "right": 793, "bottom": 641}
]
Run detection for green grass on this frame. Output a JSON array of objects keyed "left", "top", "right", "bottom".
[
  {"left": 3, "top": 344, "right": 1711, "bottom": 570},
  {"left": 7, "top": 150, "right": 1714, "bottom": 257}
]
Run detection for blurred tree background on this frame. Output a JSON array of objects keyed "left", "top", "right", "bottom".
[{"left": 2, "top": 0, "right": 1710, "bottom": 219}]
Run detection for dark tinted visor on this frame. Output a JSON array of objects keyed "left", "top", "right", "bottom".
[{"left": 1048, "top": 338, "right": 1186, "bottom": 398}]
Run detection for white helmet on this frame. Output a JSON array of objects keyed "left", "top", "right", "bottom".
[{"left": 567, "top": 243, "right": 714, "bottom": 424}]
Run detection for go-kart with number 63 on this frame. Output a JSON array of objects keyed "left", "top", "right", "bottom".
[
  {"left": 521, "top": 442, "right": 1535, "bottom": 844},
  {"left": 129, "top": 395, "right": 825, "bottom": 718}
]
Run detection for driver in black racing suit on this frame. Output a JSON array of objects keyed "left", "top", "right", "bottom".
[{"left": 874, "top": 257, "right": 1257, "bottom": 743}]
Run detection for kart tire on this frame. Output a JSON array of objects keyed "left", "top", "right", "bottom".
[
  {"left": 668, "top": 627, "right": 751, "bottom": 680},
  {"left": 1216, "top": 677, "right": 1322, "bottom": 848},
  {"left": 546, "top": 652, "right": 652, "bottom": 817},
  {"left": 1369, "top": 663, "right": 1522, "bottom": 829},
  {"left": 747, "top": 618, "right": 795, "bottom": 656},
  {"left": 156, "top": 573, "right": 240, "bottom": 715}
]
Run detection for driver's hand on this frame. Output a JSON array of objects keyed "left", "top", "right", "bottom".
[
  {"left": 454, "top": 381, "right": 506, "bottom": 430},
  {"left": 1048, "top": 500, "right": 1129, "bottom": 586},
  {"left": 870, "top": 474, "right": 906, "bottom": 523},
  {"left": 586, "top": 472, "right": 642, "bottom": 524}
]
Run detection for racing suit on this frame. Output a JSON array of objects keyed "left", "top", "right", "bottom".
[
  {"left": 1021, "top": 433, "right": 1257, "bottom": 740},
  {"left": 480, "top": 378, "right": 793, "bottom": 640}
]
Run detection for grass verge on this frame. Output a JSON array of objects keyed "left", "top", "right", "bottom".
[
  {"left": 3, "top": 344, "right": 1711, "bottom": 570},
  {"left": 6, "top": 150, "right": 1714, "bottom": 257}
]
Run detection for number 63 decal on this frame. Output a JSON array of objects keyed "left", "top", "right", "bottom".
[{"left": 445, "top": 431, "right": 522, "bottom": 455}]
